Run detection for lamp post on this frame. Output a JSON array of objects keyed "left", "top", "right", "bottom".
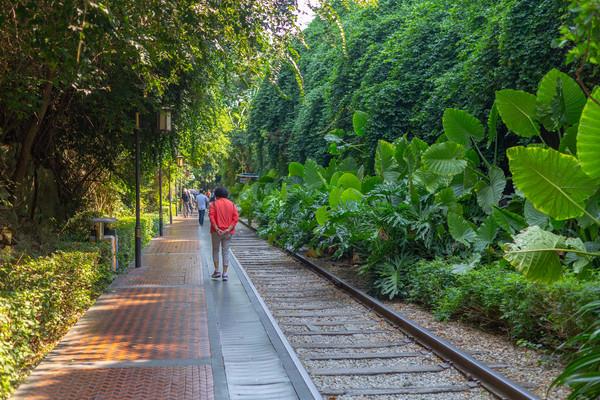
[
  {"left": 134, "top": 113, "right": 142, "bottom": 268},
  {"left": 176, "top": 155, "right": 184, "bottom": 214},
  {"left": 157, "top": 108, "right": 172, "bottom": 236},
  {"left": 168, "top": 162, "right": 173, "bottom": 224}
]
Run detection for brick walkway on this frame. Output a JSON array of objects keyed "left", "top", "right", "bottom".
[{"left": 12, "top": 216, "right": 218, "bottom": 400}]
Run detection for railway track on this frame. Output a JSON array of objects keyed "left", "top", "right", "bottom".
[{"left": 230, "top": 223, "right": 539, "bottom": 400}]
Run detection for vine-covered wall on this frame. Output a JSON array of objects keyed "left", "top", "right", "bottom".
[{"left": 246, "top": 0, "right": 568, "bottom": 173}]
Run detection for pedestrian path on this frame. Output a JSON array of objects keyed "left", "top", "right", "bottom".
[{"left": 12, "top": 215, "right": 313, "bottom": 400}]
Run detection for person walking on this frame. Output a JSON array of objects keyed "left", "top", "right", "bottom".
[
  {"left": 181, "top": 189, "right": 190, "bottom": 218},
  {"left": 208, "top": 187, "right": 238, "bottom": 281},
  {"left": 195, "top": 191, "right": 210, "bottom": 226}
]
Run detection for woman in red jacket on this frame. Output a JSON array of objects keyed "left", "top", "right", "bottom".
[{"left": 208, "top": 187, "right": 239, "bottom": 281}]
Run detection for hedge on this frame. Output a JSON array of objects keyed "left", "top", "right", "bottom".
[
  {"left": 0, "top": 248, "right": 111, "bottom": 397},
  {"left": 0, "top": 213, "right": 159, "bottom": 399},
  {"left": 114, "top": 215, "right": 159, "bottom": 270}
]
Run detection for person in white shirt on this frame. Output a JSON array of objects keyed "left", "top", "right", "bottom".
[{"left": 195, "top": 191, "right": 210, "bottom": 226}]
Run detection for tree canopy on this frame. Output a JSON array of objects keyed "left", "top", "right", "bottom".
[{"left": 0, "top": 0, "right": 296, "bottom": 225}]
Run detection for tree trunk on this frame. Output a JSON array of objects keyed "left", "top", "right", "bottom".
[
  {"left": 12, "top": 79, "right": 54, "bottom": 186},
  {"left": 30, "top": 165, "right": 38, "bottom": 220}
]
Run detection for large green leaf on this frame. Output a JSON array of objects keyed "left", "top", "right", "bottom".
[
  {"left": 403, "top": 137, "right": 428, "bottom": 174},
  {"left": 487, "top": 102, "right": 499, "bottom": 148},
  {"left": 442, "top": 108, "right": 484, "bottom": 145},
  {"left": 435, "top": 187, "right": 457, "bottom": 207},
  {"left": 414, "top": 168, "right": 453, "bottom": 193},
  {"left": 496, "top": 89, "right": 539, "bottom": 137},
  {"left": 508, "top": 146, "right": 597, "bottom": 220},
  {"left": 503, "top": 226, "right": 564, "bottom": 282},
  {"left": 394, "top": 136, "right": 409, "bottom": 174},
  {"left": 304, "top": 159, "right": 327, "bottom": 189},
  {"left": 315, "top": 206, "right": 330, "bottom": 225},
  {"left": 523, "top": 200, "right": 549, "bottom": 228},
  {"left": 329, "top": 171, "right": 343, "bottom": 186},
  {"left": 560, "top": 124, "right": 578, "bottom": 155},
  {"left": 288, "top": 162, "right": 304, "bottom": 177},
  {"left": 474, "top": 216, "right": 498, "bottom": 251},
  {"left": 475, "top": 166, "right": 506, "bottom": 214},
  {"left": 337, "top": 172, "right": 362, "bottom": 191},
  {"left": 337, "top": 156, "right": 359, "bottom": 173},
  {"left": 537, "top": 69, "right": 586, "bottom": 127},
  {"left": 329, "top": 186, "right": 344, "bottom": 208},
  {"left": 577, "top": 89, "right": 600, "bottom": 179},
  {"left": 447, "top": 212, "right": 477, "bottom": 246},
  {"left": 492, "top": 206, "right": 526, "bottom": 234},
  {"left": 352, "top": 110, "right": 368, "bottom": 136},
  {"left": 361, "top": 176, "right": 383, "bottom": 193},
  {"left": 340, "top": 187, "right": 363, "bottom": 204},
  {"left": 375, "top": 140, "right": 400, "bottom": 182},
  {"left": 422, "top": 142, "right": 467, "bottom": 176}
]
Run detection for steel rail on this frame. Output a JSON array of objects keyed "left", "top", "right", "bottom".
[{"left": 239, "top": 220, "right": 539, "bottom": 400}]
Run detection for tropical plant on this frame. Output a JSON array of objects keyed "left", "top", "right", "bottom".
[{"left": 552, "top": 297, "right": 600, "bottom": 400}]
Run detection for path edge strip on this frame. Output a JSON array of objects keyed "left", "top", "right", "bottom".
[{"left": 228, "top": 250, "right": 322, "bottom": 400}]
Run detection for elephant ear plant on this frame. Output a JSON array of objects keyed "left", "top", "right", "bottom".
[{"left": 498, "top": 74, "right": 600, "bottom": 399}]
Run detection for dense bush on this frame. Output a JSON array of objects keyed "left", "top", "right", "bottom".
[
  {"left": 0, "top": 248, "right": 112, "bottom": 398},
  {"left": 400, "top": 261, "right": 600, "bottom": 348},
  {"left": 114, "top": 215, "right": 159, "bottom": 270}
]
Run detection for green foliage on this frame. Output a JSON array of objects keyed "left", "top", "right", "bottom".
[
  {"left": 495, "top": 89, "right": 540, "bottom": 138},
  {"left": 536, "top": 69, "right": 586, "bottom": 129},
  {"left": 508, "top": 146, "right": 598, "bottom": 221},
  {"left": 442, "top": 109, "right": 484, "bottom": 145},
  {"left": 503, "top": 226, "right": 596, "bottom": 283},
  {"left": 303, "top": 159, "right": 327, "bottom": 189},
  {"left": 447, "top": 212, "right": 477, "bottom": 246},
  {"left": 246, "top": 0, "right": 568, "bottom": 170},
  {"left": 434, "top": 262, "right": 599, "bottom": 346},
  {"left": 374, "top": 140, "right": 400, "bottom": 182},
  {"left": 352, "top": 110, "right": 369, "bottom": 136},
  {"left": 577, "top": 89, "right": 600, "bottom": 179},
  {"left": 560, "top": 0, "right": 600, "bottom": 66},
  {"left": 552, "top": 298, "right": 600, "bottom": 400},
  {"left": 475, "top": 166, "right": 506, "bottom": 214},
  {"left": 1, "top": 0, "right": 297, "bottom": 232},
  {"left": 61, "top": 210, "right": 103, "bottom": 241},
  {"left": 337, "top": 173, "right": 362, "bottom": 191},
  {"left": 340, "top": 187, "right": 363, "bottom": 204},
  {"left": 0, "top": 248, "right": 112, "bottom": 398},
  {"left": 421, "top": 142, "right": 467, "bottom": 176},
  {"left": 288, "top": 162, "right": 305, "bottom": 177},
  {"left": 115, "top": 214, "right": 159, "bottom": 270}
]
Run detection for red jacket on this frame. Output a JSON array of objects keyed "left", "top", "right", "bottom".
[{"left": 209, "top": 198, "right": 239, "bottom": 234}]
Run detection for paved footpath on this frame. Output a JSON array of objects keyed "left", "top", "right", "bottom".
[{"left": 12, "top": 215, "right": 308, "bottom": 400}]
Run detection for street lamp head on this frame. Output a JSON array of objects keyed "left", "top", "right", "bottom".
[
  {"left": 158, "top": 108, "right": 172, "bottom": 133},
  {"left": 176, "top": 155, "right": 184, "bottom": 167}
]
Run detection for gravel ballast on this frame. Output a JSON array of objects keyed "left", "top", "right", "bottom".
[{"left": 314, "top": 258, "right": 570, "bottom": 400}]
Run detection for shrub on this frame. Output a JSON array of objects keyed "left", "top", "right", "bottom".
[
  {"left": 432, "top": 262, "right": 599, "bottom": 348},
  {"left": 114, "top": 214, "right": 158, "bottom": 270},
  {"left": 61, "top": 210, "right": 103, "bottom": 241},
  {"left": 360, "top": 257, "right": 599, "bottom": 349},
  {"left": 0, "top": 248, "right": 112, "bottom": 399}
]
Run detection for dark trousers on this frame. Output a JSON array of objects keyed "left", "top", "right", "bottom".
[{"left": 198, "top": 209, "right": 206, "bottom": 226}]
